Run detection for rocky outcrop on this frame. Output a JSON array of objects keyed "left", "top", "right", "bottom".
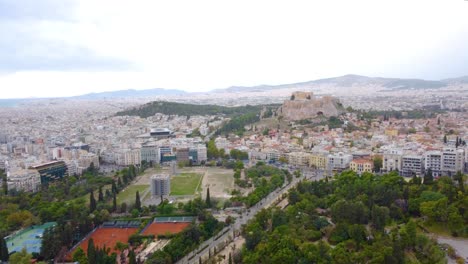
[{"left": 278, "top": 91, "right": 343, "bottom": 121}]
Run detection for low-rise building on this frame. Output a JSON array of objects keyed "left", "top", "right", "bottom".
[
  {"left": 327, "top": 152, "right": 353, "bottom": 171},
  {"left": 288, "top": 152, "right": 311, "bottom": 167},
  {"left": 382, "top": 149, "right": 403, "bottom": 173},
  {"left": 350, "top": 158, "right": 373, "bottom": 175},
  {"left": 309, "top": 152, "right": 328, "bottom": 170},
  {"left": 401, "top": 155, "right": 424, "bottom": 177}
]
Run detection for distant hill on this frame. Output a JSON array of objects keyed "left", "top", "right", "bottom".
[
  {"left": 441, "top": 75, "right": 468, "bottom": 84},
  {"left": 213, "top": 74, "right": 454, "bottom": 93},
  {"left": 74, "top": 88, "right": 187, "bottom": 99},
  {"left": 115, "top": 101, "right": 279, "bottom": 118}
]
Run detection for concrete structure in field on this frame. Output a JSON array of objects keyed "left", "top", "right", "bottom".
[
  {"left": 401, "top": 155, "right": 424, "bottom": 177},
  {"left": 349, "top": 158, "right": 373, "bottom": 175},
  {"left": 382, "top": 149, "right": 403, "bottom": 173},
  {"left": 150, "top": 174, "right": 171, "bottom": 196}
]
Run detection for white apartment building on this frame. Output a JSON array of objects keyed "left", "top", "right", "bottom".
[
  {"left": 79, "top": 152, "right": 100, "bottom": 169},
  {"left": 196, "top": 144, "right": 207, "bottom": 163},
  {"left": 7, "top": 169, "right": 41, "bottom": 193},
  {"left": 115, "top": 149, "right": 141, "bottom": 166},
  {"left": 141, "top": 145, "right": 160, "bottom": 164},
  {"left": 401, "top": 155, "right": 424, "bottom": 177},
  {"left": 382, "top": 149, "right": 403, "bottom": 173},
  {"left": 425, "top": 151, "right": 442, "bottom": 177},
  {"left": 150, "top": 174, "right": 171, "bottom": 196},
  {"left": 441, "top": 148, "right": 464, "bottom": 176},
  {"left": 327, "top": 152, "right": 353, "bottom": 171}
]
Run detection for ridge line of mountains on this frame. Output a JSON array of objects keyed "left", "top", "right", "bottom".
[
  {"left": 73, "top": 74, "right": 468, "bottom": 99},
  {"left": 2, "top": 74, "right": 468, "bottom": 100}
]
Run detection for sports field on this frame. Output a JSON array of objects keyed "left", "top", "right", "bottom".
[
  {"left": 141, "top": 222, "right": 190, "bottom": 237},
  {"left": 116, "top": 184, "right": 149, "bottom": 204},
  {"left": 75, "top": 227, "right": 138, "bottom": 254},
  {"left": 5, "top": 222, "right": 56, "bottom": 254},
  {"left": 170, "top": 173, "right": 203, "bottom": 195}
]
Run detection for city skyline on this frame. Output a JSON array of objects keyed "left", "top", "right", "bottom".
[{"left": 1, "top": 0, "right": 467, "bottom": 98}]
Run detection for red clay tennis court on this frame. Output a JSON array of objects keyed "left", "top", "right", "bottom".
[
  {"left": 142, "top": 222, "right": 190, "bottom": 236},
  {"left": 76, "top": 227, "right": 138, "bottom": 254}
]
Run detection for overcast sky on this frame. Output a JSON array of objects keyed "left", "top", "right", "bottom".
[{"left": 0, "top": 0, "right": 467, "bottom": 98}]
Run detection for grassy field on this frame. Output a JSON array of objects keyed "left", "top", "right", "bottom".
[
  {"left": 116, "top": 184, "right": 149, "bottom": 204},
  {"left": 171, "top": 173, "right": 203, "bottom": 195}
]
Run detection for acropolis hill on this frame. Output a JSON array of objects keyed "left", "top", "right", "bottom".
[{"left": 278, "top": 91, "right": 344, "bottom": 121}]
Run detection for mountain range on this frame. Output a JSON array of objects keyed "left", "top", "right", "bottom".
[
  {"left": 2, "top": 74, "right": 468, "bottom": 100},
  {"left": 213, "top": 74, "right": 468, "bottom": 93}
]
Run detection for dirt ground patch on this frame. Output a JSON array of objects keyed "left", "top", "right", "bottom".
[{"left": 201, "top": 167, "right": 234, "bottom": 199}]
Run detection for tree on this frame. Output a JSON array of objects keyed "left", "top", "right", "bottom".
[
  {"left": 72, "top": 247, "right": 88, "bottom": 264},
  {"left": 373, "top": 156, "right": 382, "bottom": 173},
  {"left": 228, "top": 252, "right": 232, "bottom": 264},
  {"left": 206, "top": 187, "right": 211, "bottom": 208},
  {"left": 87, "top": 238, "right": 96, "bottom": 263},
  {"left": 423, "top": 169, "right": 433, "bottom": 185},
  {"left": 98, "top": 186, "right": 104, "bottom": 202},
  {"left": 135, "top": 191, "right": 141, "bottom": 211},
  {"left": 0, "top": 169, "right": 7, "bottom": 195},
  {"left": 0, "top": 236, "right": 9, "bottom": 262},
  {"left": 112, "top": 180, "right": 118, "bottom": 194},
  {"left": 453, "top": 171, "right": 465, "bottom": 192},
  {"left": 443, "top": 134, "right": 447, "bottom": 144},
  {"left": 371, "top": 205, "right": 389, "bottom": 231},
  {"left": 113, "top": 192, "right": 117, "bottom": 212},
  {"left": 89, "top": 190, "right": 96, "bottom": 213},
  {"left": 9, "top": 248, "right": 31, "bottom": 264},
  {"left": 128, "top": 250, "right": 137, "bottom": 264}
]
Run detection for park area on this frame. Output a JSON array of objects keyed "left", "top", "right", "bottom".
[
  {"left": 170, "top": 173, "right": 203, "bottom": 195},
  {"left": 5, "top": 222, "right": 56, "bottom": 254}
]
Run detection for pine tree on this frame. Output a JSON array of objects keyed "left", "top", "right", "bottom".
[
  {"left": 424, "top": 168, "right": 433, "bottom": 185},
  {"left": 117, "top": 177, "right": 123, "bottom": 188},
  {"left": 228, "top": 253, "right": 232, "bottom": 264},
  {"left": 0, "top": 235, "right": 9, "bottom": 262},
  {"left": 135, "top": 191, "right": 141, "bottom": 211},
  {"left": 98, "top": 186, "right": 104, "bottom": 202},
  {"left": 443, "top": 134, "right": 447, "bottom": 144},
  {"left": 206, "top": 187, "right": 211, "bottom": 208},
  {"left": 113, "top": 192, "right": 117, "bottom": 212},
  {"left": 90, "top": 190, "right": 96, "bottom": 213},
  {"left": 87, "top": 238, "right": 96, "bottom": 264},
  {"left": 128, "top": 250, "right": 137, "bottom": 264},
  {"left": 112, "top": 181, "right": 117, "bottom": 194}
]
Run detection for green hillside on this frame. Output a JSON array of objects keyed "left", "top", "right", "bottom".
[{"left": 115, "top": 101, "right": 279, "bottom": 118}]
